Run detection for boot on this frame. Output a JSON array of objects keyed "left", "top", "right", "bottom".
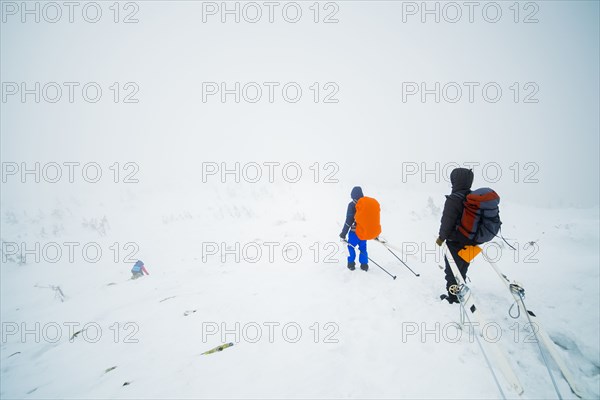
[
  {"left": 440, "top": 293, "right": 459, "bottom": 304},
  {"left": 360, "top": 263, "right": 369, "bottom": 271},
  {"left": 347, "top": 261, "right": 356, "bottom": 271}
]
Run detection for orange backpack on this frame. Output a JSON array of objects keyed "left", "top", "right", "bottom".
[{"left": 355, "top": 197, "right": 382, "bottom": 240}]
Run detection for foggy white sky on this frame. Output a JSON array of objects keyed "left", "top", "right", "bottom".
[{"left": 1, "top": 1, "right": 599, "bottom": 209}]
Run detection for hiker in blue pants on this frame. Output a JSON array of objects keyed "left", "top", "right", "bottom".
[{"left": 339, "top": 186, "right": 369, "bottom": 271}]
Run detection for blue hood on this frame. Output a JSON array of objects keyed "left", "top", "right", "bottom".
[{"left": 351, "top": 186, "right": 364, "bottom": 201}]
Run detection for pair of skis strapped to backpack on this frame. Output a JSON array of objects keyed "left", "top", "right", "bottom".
[{"left": 443, "top": 244, "right": 584, "bottom": 399}]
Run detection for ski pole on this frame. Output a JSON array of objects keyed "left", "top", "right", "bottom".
[
  {"left": 341, "top": 239, "right": 396, "bottom": 280},
  {"left": 375, "top": 238, "right": 420, "bottom": 277},
  {"left": 367, "top": 256, "right": 397, "bottom": 280}
]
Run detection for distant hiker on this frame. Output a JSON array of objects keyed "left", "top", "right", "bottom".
[
  {"left": 436, "top": 168, "right": 475, "bottom": 303},
  {"left": 339, "top": 186, "right": 381, "bottom": 272},
  {"left": 131, "top": 260, "right": 149, "bottom": 279}
]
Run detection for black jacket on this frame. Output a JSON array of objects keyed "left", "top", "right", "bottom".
[
  {"left": 340, "top": 186, "right": 364, "bottom": 238},
  {"left": 439, "top": 169, "right": 474, "bottom": 244}
]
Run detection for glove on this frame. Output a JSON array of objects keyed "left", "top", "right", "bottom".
[
  {"left": 436, "top": 237, "right": 444, "bottom": 247},
  {"left": 339, "top": 232, "right": 346, "bottom": 241}
]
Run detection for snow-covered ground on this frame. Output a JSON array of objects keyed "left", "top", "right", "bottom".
[
  {"left": 1, "top": 183, "right": 598, "bottom": 399},
  {"left": 2, "top": 1, "right": 599, "bottom": 398}
]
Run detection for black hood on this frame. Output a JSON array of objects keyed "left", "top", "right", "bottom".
[
  {"left": 351, "top": 186, "right": 364, "bottom": 201},
  {"left": 450, "top": 168, "right": 474, "bottom": 192}
]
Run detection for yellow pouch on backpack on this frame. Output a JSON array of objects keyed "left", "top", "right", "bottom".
[{"left": 458, "top": 245, "right": 482, "bottom": 263}]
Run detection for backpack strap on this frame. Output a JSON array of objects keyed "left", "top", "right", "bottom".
[{"left": 449, "top": 192, "right": 468, "bottom": 236}]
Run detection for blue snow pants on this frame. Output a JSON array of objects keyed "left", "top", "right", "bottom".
[{"left": 347, "top": 231, "right": 368, "bottom": 265}]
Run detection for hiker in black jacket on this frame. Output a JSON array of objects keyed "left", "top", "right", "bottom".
[{"left": 436, "top": 168, "right": 475, "bottom": 304}]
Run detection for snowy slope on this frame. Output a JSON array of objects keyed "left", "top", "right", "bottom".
[
  {"left": 2, "top": 1, "right": 599, "bottom": 399},
  {"left": 1, "top": 184, "right": 598, "bottom": 399}
]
